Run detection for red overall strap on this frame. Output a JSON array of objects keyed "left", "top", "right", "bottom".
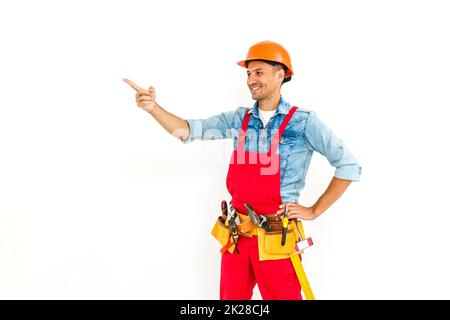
[
  {"left": 237, "top": 111, "right": 252, "bottom": 155},
  {"left": 272, "top": 106, "right": 298, "bottom": 146},
  {"left": 237, "top": 106, "right": 298, "bottom": 153}
]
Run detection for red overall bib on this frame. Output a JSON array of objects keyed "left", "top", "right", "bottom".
[{"left": 221, "top": 106, "right": 302, "bottom": 300}]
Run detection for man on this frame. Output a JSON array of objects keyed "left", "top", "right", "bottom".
[{"left": 124, "top": 40, "right": 361, "bottom": 300}]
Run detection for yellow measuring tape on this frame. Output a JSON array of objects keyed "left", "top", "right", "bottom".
[
  {"left": 290, "top": 253, "right": 315, "bottom": 300},
  {"left": 291, "top": 219, "right": 315, "bottom": 300}
]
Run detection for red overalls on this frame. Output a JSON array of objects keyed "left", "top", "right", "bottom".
[{"left": 221, "top": 106, "right": 302, "bottom": 300}]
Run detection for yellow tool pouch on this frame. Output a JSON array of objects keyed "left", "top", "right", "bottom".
[
  {"left": 257, "top": 220, "right": 301, "bottom": 261},
  {"left": 258, "top": 229, "right": 295, "bottom": 260},
  {"left": 211, "top": 217, "right": 231, "bottom": 247},
  {"left": 211, "top": 214, "right": 255, "bottom": 254}
]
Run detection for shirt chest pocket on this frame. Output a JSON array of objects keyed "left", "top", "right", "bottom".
[{"left": 279, "top": 133, "right": 309, "bottom": 154}]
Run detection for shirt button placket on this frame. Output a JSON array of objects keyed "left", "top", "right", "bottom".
[{"left": 259, "top": 128, "right": 266, "bottom": 152}]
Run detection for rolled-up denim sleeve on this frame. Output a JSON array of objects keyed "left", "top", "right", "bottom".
[
  {"left": 181, "top": 109, "right": 241, "bottom": 144},
  {"left": 304, "top": 111, "right": 362, "bottom": 181}
]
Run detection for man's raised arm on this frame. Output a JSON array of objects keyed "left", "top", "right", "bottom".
[{"left": 124, "top": 78, "right": 189, "bottom": 141}]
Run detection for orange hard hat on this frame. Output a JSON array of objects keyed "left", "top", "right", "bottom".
[{"left": 237, "top": 40, "right": 294, "bottom": 81}]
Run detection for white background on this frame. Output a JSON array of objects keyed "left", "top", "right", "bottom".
[{"left": 1, "top": 0, "right": 449, "bottom": 299}]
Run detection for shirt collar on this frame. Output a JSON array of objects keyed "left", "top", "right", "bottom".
[{"left": 249, "top": 96, "right": 291, "bottom": 117}]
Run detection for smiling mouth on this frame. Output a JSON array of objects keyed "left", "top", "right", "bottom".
[{"left": 250, "top": 86, "right": 262, "bottom": 92}]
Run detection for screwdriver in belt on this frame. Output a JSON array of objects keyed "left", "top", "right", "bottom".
[{"left": 281, "top": 203, "right": 289, "bottom": 246}]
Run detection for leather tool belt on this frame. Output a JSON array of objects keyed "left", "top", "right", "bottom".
[{"left": 211, "top": 211, "right": 308, "bottom": 261}]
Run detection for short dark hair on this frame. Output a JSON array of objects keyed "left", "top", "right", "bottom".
[
  {"left": 247, "top": 59, "right": 290, "bottom": 84},
  {"left": 248, "top": 59, "right": 286, "bottom": 71}
]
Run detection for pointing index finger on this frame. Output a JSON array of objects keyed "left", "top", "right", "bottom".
[{"left": 123, "top": 78, "right": 144, "bottom": 92}]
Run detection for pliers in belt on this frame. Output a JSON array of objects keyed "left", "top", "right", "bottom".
[{"left": 225, "top": 203, "right": 239, "bottom": 254}]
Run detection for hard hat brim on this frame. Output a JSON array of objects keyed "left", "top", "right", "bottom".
[{"left": 237, "top": 59, "right": 293, "bottom": 78}]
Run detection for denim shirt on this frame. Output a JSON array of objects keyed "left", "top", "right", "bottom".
[{"left": 182, "top": 96, "right": 361, "bottom": 203}]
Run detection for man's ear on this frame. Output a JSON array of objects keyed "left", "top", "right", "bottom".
[{"left": 277, "top": 69, "right": 285, "bottom": 83}]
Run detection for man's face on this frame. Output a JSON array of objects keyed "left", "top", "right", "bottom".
[{"left": 246, "top": 60, "right": 283, "bottom": 101}]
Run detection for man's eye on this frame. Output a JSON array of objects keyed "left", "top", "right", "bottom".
[{"left": 256, "top": 71, "right": 263, "bottom": 75}]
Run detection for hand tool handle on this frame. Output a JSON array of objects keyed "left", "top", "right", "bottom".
[
  {"left": 281, "top": 227, "right": 287, "bottom": 246},
  {"left": 281, "top": 210, "right": 289, "bottom": 246},
  {"left": 221, "top": 200, "right": 228, "bottom": 219}
]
